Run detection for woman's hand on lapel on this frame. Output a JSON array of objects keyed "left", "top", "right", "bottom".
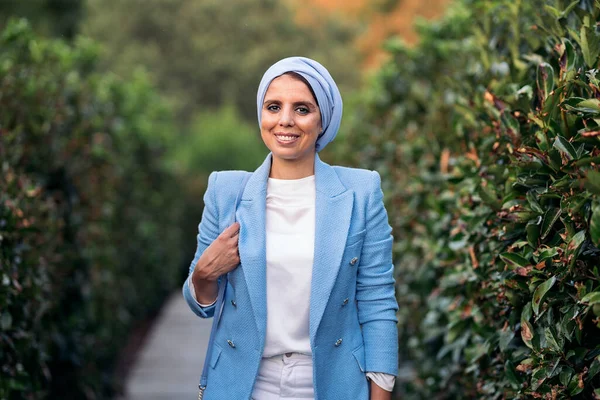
[{"left": 191, "top": 222, "right": 241, "bottom": 304}]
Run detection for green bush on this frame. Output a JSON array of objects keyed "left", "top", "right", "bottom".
[
  {"left": 0, "top": 19, "right": 184, "bottom": 399},
  {"left": 339, "top": 0, "right": 600, "bottom": 398}
]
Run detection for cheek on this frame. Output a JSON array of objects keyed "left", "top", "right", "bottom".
[
  {"left": 305, "top": 115, "right": 322, "bottom": 135},
  {"left": 260, "top": 112, "right": 276, "bottom": 132}
]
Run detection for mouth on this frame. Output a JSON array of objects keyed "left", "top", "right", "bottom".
[{"left": 274, "top": 133, "right": 300, "bottom": 144}]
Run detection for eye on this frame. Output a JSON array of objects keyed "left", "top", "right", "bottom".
[
  {"left": 266, "top": 104, "right": 280, "bottom": 112},
  {"left": 296, "top": 106, "right": 310, "bottom": 115}
]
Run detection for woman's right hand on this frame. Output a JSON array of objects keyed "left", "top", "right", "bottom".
[
  {"left": 191, "top": 222, "right": 241, "bottom": 303},
  {"left": 193, "top": 222, "right": 241, "bottom": 281}
]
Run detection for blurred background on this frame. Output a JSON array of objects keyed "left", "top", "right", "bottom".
[{"left": 2, "top": 0, "right": 600, "bottom": 399}]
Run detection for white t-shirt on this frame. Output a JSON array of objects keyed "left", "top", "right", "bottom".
[{"left": 263, "top": 175, "right": 315, "bottom": 356}]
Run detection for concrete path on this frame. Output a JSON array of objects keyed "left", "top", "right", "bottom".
[{"left": 123, "top": 292, "right": 212, "bottom": 400}]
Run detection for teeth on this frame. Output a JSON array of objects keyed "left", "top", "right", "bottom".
[{"left": 277, "top": 135, "right": 297, "bottom": 141}]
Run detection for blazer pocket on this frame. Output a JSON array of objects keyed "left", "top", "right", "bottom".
[
  {"left": 210, "top": 343, "right": 223, "bottom": 369},
  {"left": 352, "top": 344, "right": 366, "bottom": 372},
  {"left": 346, "top": 229, "right": 366, "bottom": 247}
]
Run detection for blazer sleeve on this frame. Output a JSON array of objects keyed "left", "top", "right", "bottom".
[
  {"left": 182, "top": 171, "right": 220, "bottom": 318},
  {"left": 356, "top": 170, "right": 399, "bottom": 375}
]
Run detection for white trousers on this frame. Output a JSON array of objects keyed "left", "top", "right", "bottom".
[{"left": 251, "top": 353, "right": 315, "bottom": 400}]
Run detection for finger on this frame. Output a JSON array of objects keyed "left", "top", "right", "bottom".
[
  {"left": 228, "top": 236, "right": 240, "bottom": 248},
  {"left": 222, "top": 222, "right": 240, "bottom": 238}
]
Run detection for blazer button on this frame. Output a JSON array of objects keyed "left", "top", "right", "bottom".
[
  {"left": 334, "top": 338, "right": 343, "bottom": 347},
  {"left": 342, "top": 298, "right": 349, "bottom": 306},
  {"left": 350, "top": 257, "right": 358, "bottom": 266},
  {"left": 227, "top": 340, "right": 236, "bottom": 348},
  {"left": 231, "top": 300, "right": 237, "bottom": 307}
]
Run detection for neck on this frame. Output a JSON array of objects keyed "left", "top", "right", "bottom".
[{"left": 269, "top": 154, "right": 316, "bottom": 179}]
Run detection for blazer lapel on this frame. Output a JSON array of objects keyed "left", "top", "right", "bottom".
[
  {"left": 309, "top": 154, "right": 353, "bottom": 340},
  {"left": 236, "top": 153, "right": 271, "bottom": 337}
]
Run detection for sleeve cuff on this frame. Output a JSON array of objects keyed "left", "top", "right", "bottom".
[{"left": 366, "top": 372, "right": 395, "bottom": 392}]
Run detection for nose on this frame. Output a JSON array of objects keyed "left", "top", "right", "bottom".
[{"left": 278, "top": 107, "right": 295, "bottom": 127}]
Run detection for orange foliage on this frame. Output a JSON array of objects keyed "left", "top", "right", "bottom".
[{"left": 290, "top": 0, "right": 452, "bottom": 69}]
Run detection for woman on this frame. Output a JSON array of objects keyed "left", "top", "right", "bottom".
[{"left": 183, "top": 57, "right": 398, "bottom": 400}]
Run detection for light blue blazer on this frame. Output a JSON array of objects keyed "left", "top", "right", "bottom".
[{"left": 183, "top": 153, "right": 398, "bottom": 399}]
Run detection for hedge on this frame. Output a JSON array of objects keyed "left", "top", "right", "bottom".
[
  {"left": 0, "top": 19, "right": 184, "bottom": 399},
  {"left": 338, "top": 0, "right": 600, "bottom": 398}
]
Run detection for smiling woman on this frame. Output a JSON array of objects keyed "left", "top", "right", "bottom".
[{"left": 183, "top": 57, "right": 398, "bottom": 400}]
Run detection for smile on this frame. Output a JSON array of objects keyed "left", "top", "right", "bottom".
[{"left": 274, "top": 133, "right": 300, "bottom": 144}]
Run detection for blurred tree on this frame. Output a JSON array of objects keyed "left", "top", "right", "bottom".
[
  {"left": 169, "top": 104, "right": 266, "bottom": 175},
  {"left": 0, "top": 0, "right": 83, "bottom": 39},
  {"left": 82, "top": 0, "right": 361, "bottom": 125},
  {"left": 291, "top": 0, "right": 452, "bottom": 68}
]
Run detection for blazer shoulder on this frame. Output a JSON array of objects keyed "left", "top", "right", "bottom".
[
  {"left": 331, "top": 165, "right": 380, "bottom": 195},
  {"left": 208, "top": 170, "right": 252, "bottom": 201}
]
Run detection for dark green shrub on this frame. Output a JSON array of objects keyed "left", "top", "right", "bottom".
[
  {"left": 0, "top": 19, "right": 183, "bottom": 399},
  {"left": 338, "top": 0, "right": 600, "bottom": 398}
]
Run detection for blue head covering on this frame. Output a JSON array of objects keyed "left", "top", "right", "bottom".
[{"left": 256, "top": 56, "right": 343, "bottom": 152}]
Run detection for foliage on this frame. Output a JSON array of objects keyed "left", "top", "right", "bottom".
[
  {"left": 82, "top": 0, "right": 361, "bottom": 124},
  {"left": 169, "top": 104, "right": 266, "bottom": 175},
  {"left": 0, "top": 0, "right": 83, "bottom": 39},
  {"left": 294, "top": 0, "right": 452, "bottom": 68},
  {"left": 338, "top": 0, "right": 600, "bottom": 398},
  {"left": 0, "top": 19, "right": 184, "bottom": 399}
]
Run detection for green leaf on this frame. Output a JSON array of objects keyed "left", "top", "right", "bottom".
[
  {"left": 531, "top": 365, "right": 550, "bottom": 390},
  {"left": 560, "top": 368, "right": 574, "bottom": 387},
  {"left": 526, "top": 191, "right": 544, "bottom": 214},
  {"left": 581, "top": 291, "right": 600, "bottom": 305},
  {"left": 576, "top": 98, "right": 600, "bottom": 113},
  {"left": 553, "top": 136, "right": 578, "bottom": 160},
  {"left": 561, "top": 0, "right": 580, "bottom": 17},
  {"left": 591, "top": 200, "right": 600, "bottom": 247},
  {"left": 535, "top": 129, "right": 550, "bottom": 151},
  {"left": 566, "top": 230, "right": 586, "bottom": 262},
  {"left": 522, "top": 301, "right": 533, "bottom": 321},
  {"left": 500, "top": 252, "right": 530, "bottom": 268},
  {"left": 533, "top": 276, "right": 556, "bottom": 315},
  {"left": 563, "top": 97, "right": 600, "bottom": 115},
  {"left": 527, "top": 216, "right": 542, "bottom": 247},
  {"left": 589, "top": 356, "right": 600, "bottom": 382},
  {"left": 586, "top": 170, "right": 600, "bottom": 195},
  {"left": 536, "top": 62, "right": 555, "bottom": 102},
  {"left": 544, "top": 327, "right": 562, "bottom": 353},
  {"left": 499, "top": 328, "right": 515, "bottom": 351},
  {"left": 541, "top": 208, "right": 561, "bottom": 240},
  {"left": 570, "top": 378, "right": 584, "bottom": 395},
  {"left": 580, "top": 15, "right": 600, "bottom": 68},
  {"left": 543, "top": 86, "right": 563, "bottom": 119},
  {"left": 543, "top": 5, "right": 561, "bottom": 18},
  {"left": 504, "top": 360, "right": 521, "bottom": 388},
  {"left": 537, "top": 247, "right": 559, "bottom": 262},
  {"left": 477, "top": 185, "right": 501, "bottom": 210}
]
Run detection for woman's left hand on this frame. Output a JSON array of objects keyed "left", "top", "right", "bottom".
[{"left": 370, "top": 381, "right": 392, "bottom": 400}]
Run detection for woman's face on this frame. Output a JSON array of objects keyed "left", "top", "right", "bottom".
[{"left": 260, "top": 74, "right": 322, "bottom": 167}]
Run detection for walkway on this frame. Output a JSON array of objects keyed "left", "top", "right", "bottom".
[{"left": 122, "top": 292, "right": 212, "bottom": 400}]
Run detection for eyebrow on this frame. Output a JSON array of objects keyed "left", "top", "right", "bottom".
[{"left": 263, "top": 99, "right": 317, "bottom": 109}]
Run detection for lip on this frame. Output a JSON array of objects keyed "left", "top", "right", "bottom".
[{"left": 273, "top": 132, "right": 300, "bottom": 145}]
